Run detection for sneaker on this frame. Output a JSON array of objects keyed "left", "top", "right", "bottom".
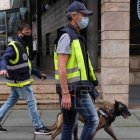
[
  {"left": 0, "top": 125, "right": 7, "bottom": 132},
  {"left": 34, "top": 126, "right": 52, "bottom": 135}
]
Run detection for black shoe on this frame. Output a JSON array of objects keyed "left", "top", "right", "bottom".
[
  {"left": 0, "top": 125, "right": 7, "bottom": 132},
  {"left": 34, "top": 126, "right": 52, "bottom": 135}
]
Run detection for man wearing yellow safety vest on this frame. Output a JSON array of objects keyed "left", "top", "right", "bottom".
[
  {"left": 54, "top": 1, "right": 99, "bottom": 140},
  {"left": 0, "top": 23, "right": 51, "bottom": 135}
]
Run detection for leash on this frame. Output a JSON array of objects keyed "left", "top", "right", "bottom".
[{"left": 95, "top": 98, "right": 104, "bottom": 107}]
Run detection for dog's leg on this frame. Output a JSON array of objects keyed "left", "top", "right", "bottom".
[
  {"left": 48, "top": 122, "right": 57, "bottom": 131},
  {"left": 92, "top": 129, "right": 98, "bottom": 140},
  {"left": 92, "top": 115, "right": 107, "bottom": 140},
  {"left": 51, "top": 127, "right": 62, "bottom": 140},
  {"left": 104, "top": 125, "right": 118, "bottom": 140},
  {"left": 73, "top": 123, "right": 79, "bottom": 140}
]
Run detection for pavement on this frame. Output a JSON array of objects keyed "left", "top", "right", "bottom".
[
  {"left": 0, "top": 109, "right": 140, "bottom": 140},
  {"left": 0, "top": 74, "right": 140, "bottom": 139},
  {"left": 129, "top": 85, "right": 140, "bottom": 106}
]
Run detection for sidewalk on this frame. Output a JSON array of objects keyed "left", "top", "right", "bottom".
[{"left": 0, "top": 110, "right": 140, "bottom": 140}]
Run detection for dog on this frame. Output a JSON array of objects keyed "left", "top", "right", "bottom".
[{"left": 48, "top": 100, "right": 131, "bottom": 140}]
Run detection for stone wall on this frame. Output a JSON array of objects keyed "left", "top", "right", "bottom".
[{"left": 101, "top": 0, "right": 130, "bottom": 104}]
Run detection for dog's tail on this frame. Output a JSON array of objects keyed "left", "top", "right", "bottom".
[
  {"left": 47, "top": 112, "right": 62, "bottom": 131},
  {"left": 48, "top": 122, "right": 57, "bottom": 131}
]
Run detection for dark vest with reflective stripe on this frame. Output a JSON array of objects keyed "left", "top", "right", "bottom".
[
  {"left": 56, "top": 25, "right": 90, "bottom": 80},
  {"left": 7, "top": 42, "right": 30, "bottom": 82},
  {"left": 55, "top": 25, "right": 96, "bottom": 94}
]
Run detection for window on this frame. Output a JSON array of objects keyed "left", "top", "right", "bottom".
[
  {"left": 0, "top": 11, "right": 7, "bottom": 54},
  {"left": 0, "top": 8, "right": 20, "bottom": 58}
]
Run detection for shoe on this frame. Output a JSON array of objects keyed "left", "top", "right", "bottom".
[
  {"left": 0, "top": 125, "right": 7, "bottom": 132},
  {"left": 34, "top": 126, "right": 52, "bottom": 135}
]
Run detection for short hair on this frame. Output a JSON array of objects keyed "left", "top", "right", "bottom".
[
  {"left": 66, "top": 12, "right": 72, "bottom": 21},
  {"left": 17, "top": 23, "right": 31, "bottom": 32}
]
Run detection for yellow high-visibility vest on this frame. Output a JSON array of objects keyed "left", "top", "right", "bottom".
[
  {"left": 7, "top": 41, "right": 33, "bottom": 87},
  {"left": 54, "top": 39, "right": 97, "bottom": 84}
]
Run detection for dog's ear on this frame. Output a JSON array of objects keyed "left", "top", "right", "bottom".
[
  {"left": 115, "top": 100, "right": 118, "bottom": 104},
  {"left": 115, "top": 100, "right": 120, "bottom": 107}
]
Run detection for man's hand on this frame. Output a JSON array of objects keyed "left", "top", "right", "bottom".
[
  {"left": 0, "top": 70, "right": 9, "bottom": 77},
  {"left": 41, "top": 74, "right": 46, "bottom": 80},
  {"left": 61, "top": 93, "right": 71, "bottom": 110}
]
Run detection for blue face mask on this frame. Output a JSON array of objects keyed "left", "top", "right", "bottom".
[{"left": 78, "top": 17, "right": 89, "bottom": 30}]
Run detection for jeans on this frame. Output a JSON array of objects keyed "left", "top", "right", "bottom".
[
  {"left": 60, "top": 93, "right": 99, "bottom": 140},
  {"left": 0, "top": 85, "right": 43, "bottom": 129}
]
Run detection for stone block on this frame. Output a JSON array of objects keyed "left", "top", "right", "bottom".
[
  {"left": 101, "top": 12, "right": 129, "bottom": 31},
  {"left": 102, "top": 85, "right": 129, "bottom": 94},
  {"left": 102, "top": 31, "right": 129, "bottom": 40},
  {"left": 0, "top": 85, "right": 10, "bottom": 93},
  {"left": 101, "top": 40, "right": 129, "bottom": 58},
  {"left": 103, "top": 93, "right": 128, "bottom": 105},
  {"left": 111, "top": 0, "right": 130, "bottom": 2},
  {"left": 102, "top": 0, "right": 130, "bottom": 4},
  {"left": 32, "top": 84, "right": 56, "bottom": 94},
  {"left": 134, "top": 72, "right": 140, "bottom": 85},
  {"left": 101, "top": 67, "right": 129, "bottom": 85},
  {"left": 35, "top": 93, "right": 59, "bottom": 100},
  {"left": 130, "top": 73, "right": 135, "bottom": 85},
  {"left": 130, "top": 56, "right": 140, "bottom": 71},
  {"left": 101, "top": 0, "right": 108, "bottom": 5},
  {"left": 102, "top": 3, "right": 130, "bottom": 13},
  {"left": 101, "top": 58, "right": 129, "bottom": 67}
]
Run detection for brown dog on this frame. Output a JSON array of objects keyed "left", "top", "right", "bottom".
[{"left": 48, "top": 101, "right": 131, "bottom": 140}]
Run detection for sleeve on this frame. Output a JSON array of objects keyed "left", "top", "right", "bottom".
[
  {"left": 0, "top": 46, "right": 16, "bottom": 70},
  {"left": 56, "top": 33, "right": 71, "bottom": 54}
]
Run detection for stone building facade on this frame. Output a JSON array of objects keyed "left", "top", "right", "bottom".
[
  {"left": 101, "top": 0, "right": 130, "bottom": 104},
  {"left": 32, "top": 0, "right": 140, "bottom": 105}
]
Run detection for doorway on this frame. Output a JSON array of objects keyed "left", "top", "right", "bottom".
[{"left": 129, "top": 0, "right": 140, "bottom": 106}]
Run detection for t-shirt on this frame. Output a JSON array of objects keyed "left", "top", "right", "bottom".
[{"left": 56, "top": 33, "right": 71, "bottom": 54}]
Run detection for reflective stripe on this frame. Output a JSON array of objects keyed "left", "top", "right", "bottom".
[
  {"left": 26, "top": 47, "right": 29, "bottom": 56},
  {"left": 55, "top": 76, "right": 80, "bottom": 84},
  {"left": 55, "top": 67, "right": 79, "bottom": 75},
  {"left": 72, "top": 40, "right": 87, "bottom": 80},
  {"left": 7, "top": 62, "right": 29, "bottom": 70},
  {"left": 88, "top": 56, "right": 97, "bottom": 81},
  {"left": 68, "top": 76, "right": 80, "bottom": 83},
  {"left": 55, "top": 71, "right": 80, "bottom": 80},
  {"left": 8, "top": 41, "right": 19, "bottom": 64},
  {"left": 7, "top": 78, "right": 33, "bottom": 87},
  {"left": 28, "top": 59, "right": 32, "bottom": 72},
  {"left": 54, "top": 37, "right": 97, "bottom": 84},
  {"left": 26, "top": 46, "right": 32, "bottom": 72}
]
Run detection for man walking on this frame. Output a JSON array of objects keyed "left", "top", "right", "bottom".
[
  {"left": 54, "top": 1, "right": 99, "bottom": 140},
  {"left": 0, "top": 23, "right": 51, "bottom": 135}
]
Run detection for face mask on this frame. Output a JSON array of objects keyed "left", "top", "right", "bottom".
[
  {"left": 21, "top": 35, "right": 32, "bottom": 43},
  {"left": 78, "top": 17, "right": 89, "bottom": 30}
]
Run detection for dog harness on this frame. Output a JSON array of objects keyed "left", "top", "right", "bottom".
[{"left": 98, "top": 108, "right": 108, "bottom": 118}]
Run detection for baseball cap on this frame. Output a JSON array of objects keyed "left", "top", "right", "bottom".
[{"left": 66, "top": 1, "right": 93, "bottom": 16}]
